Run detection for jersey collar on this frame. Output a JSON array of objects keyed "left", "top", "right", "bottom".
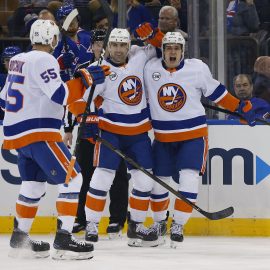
[
  {"left": 162, "top": 59, "right": 185, "bottom": 73},
  {"left": 107, "top": 58, "right": 128, "bottom": 68}
]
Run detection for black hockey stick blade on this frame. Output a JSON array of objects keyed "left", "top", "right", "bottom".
[
  {"left": 96, "top": 136, "right": 234, "bottom": 220},
  {"left": 199, "top": 206, "right": 234, "bottom": 220}
]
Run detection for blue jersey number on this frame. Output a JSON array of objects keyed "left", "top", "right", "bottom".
[
  {"left": 6, "top": 74, "right": 25, "bottom": 112},
  {"left": 40, "top": 68, "right": 57, "bottom": 83}
]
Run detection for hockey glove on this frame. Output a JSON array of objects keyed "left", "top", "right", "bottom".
[
  {"left": 58, "top": 52, "right": 75, "bottom": 70},
  {"left": 134, "top": 22, "right": 164, "bottom": 48},
  {"left": 237, "top": 100, "right": 256, "bottom": 126},
  {"left": 77, "top": 113, "right": 99, "bottom": 144},
  {"left": 135, "top": 22, "right": 155, "bottom": 41},
  {"left": 74, "top": 65, "right": 110, "bottom": 88}
]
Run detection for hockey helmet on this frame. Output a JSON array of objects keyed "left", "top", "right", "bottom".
[
  {"left": 56, "top": 4, "right": 74, "bottom": 22},
  {"left": 2, "top": 46, "right": 22, "bottom": 62},
  {"left": 162, "top": 31, "right": 185, "bottom": 60},
  {"left": 108, "top": 28, "right": 131, "bottom": 48},
  {"left": 30, "top": 19, "right": 59, "bottom": 49},
  {"left": 91, "top": 28, "right": 106, "bottom": 42}
]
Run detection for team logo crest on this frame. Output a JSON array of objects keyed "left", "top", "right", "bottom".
[
  {"left": 152, "top": 72, "right": 161, "bottom": 81},
  {"left": 109, "top": 71, "right": 118, "bottom": 81},
  {"left": 118, "top": 76, "right": 143, "bottom": 106},
  {"left": 158, "top": 83, "right": 186, "bottom": 112}
]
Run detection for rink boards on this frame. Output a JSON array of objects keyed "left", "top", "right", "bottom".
[{"left": 1, "top": 121, "right": 270, "bottom": 236}]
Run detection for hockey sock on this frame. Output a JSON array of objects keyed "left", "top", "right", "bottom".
[{"left": 16, "top": 181, "right": 46, "bottom": 232}]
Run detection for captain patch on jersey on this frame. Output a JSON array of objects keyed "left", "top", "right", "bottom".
[{"left": 158, "top": 83, "right": 186, "bottom": 112}]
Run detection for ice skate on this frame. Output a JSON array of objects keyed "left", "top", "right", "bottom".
[
  {"left": 127, "top": 218, "right": 158, "bottom": 247},
  {"left": 170, "top": 221, "right": 184, "bottom": 249},
  {"left": 106, "top": 223, "right": 123, "bottom": 239},
  {"left": 52, "top": 219, "right": 93, "bottom": 260},
  {"left": 9, "top": 219, "right": 50, "bottom": 258},
  {"left": 85, "top": 221, "right": 99, "bottom": 242},
  {"left": 150, "top": 219, "right": 167, "bottom": 246}
]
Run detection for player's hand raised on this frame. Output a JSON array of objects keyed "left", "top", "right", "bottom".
[{"left": 135, "top": 22, "right": 155, "bottom": 41}]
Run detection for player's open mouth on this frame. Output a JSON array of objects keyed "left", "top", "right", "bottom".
[{"left": 170, "top": 57, "right": 176, "bottom": 61}]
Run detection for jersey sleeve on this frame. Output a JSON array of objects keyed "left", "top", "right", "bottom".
[
  {"left": 35, "top": 54, "right": 85, "bottom": 106},
  {"left": 129, "top": 45, "right": 157, "bottom": 61},
  {"left": 200, "top": 61, "right": 239, "bottom": 112}
]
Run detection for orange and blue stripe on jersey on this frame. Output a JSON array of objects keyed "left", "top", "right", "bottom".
[
  {"left": 98, "top": 107, "right": 152, "bottom": 135},
  {"left": 207, "top": 83, "right": 240, "bottom": 112},
  {"left": 152, "top": 115, "right": 207, "bottom": 142},
  {"left": 3, "top": 117, "right": 62, "bottom": 149}
]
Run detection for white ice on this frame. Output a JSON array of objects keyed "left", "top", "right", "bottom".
[{"left": 0, "top": 234, "right": 270, "bottom": 270}]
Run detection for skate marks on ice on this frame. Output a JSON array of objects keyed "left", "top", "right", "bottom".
[{"left": 0, "top": 235, "right": 270, "bottom": 270}]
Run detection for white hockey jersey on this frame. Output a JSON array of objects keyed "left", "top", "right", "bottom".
[
  {"left": 144, "top": 58, "right": 240, "bottom": 142},
  {"left": 0, "top": 50, "right": 86, "bottom": 149},
  {"left": 70, "top": 45, "right": 156, "bottom": 135}
]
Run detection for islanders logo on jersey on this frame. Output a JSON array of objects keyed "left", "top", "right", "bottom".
[
  {"left": 118, "top": 76, "right": 143, "bottom": 106},
  {"left": 158, "top": 83, "right": 186, "bottom": 112}
]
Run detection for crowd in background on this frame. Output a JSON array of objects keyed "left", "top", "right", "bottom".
[{"left": 0, "top": 0, "right": 269, "bottom": 119}]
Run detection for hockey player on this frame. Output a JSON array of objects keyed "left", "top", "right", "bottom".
[
  {"left": 53, "top": 4, "right": 94, "bottom": 82},
  {"left": 0, "top": 19, "right": 110, "bottom": 259},
  {"left": 67, "top": 27, "right": 163, "bottom": 247},
  {"left": 64, "top": 29, "right": 130, "bottom": 238},
  {"left": 143, "top": 31, "right": 259, "bottom": 248}
]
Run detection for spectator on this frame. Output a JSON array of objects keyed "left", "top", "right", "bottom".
[
  {"left": 158, "top": 5, "right": 187, "bottom": 38},
  {"left": 23, "top": 13, "right": 38, "bottom": 36},
  {"left": 127, "top": 0, "right": 157, "bottom": 34},
  {"left": 253, "top": 56, "right": 270, "bottom": 103},
  {"left": 92, "top": 10, "right": 110, "bottom": 30},
  {"left": 227, "top": 0, "right": 260, "bottom": 36},
  {"left": 228, "top": 73, "right": 270, "bottom": 120},
  {"left": 38, "top": 9, "right": 56, "bottom": 21},
  {"left": 233, "top": 74, "right": 253, "bottom": 100},
  {"left": 164, "top": 0, "right": 187, "bottom": 33}
]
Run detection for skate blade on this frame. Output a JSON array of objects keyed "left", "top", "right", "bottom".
[
  {"left": 108, "top": 231, "right": 122, "bottom": 240},
  {"left": 128, "top": 239, "right": 159, "bottom": 248},
  {"left": 52, "top": 250, "right": 93, "bottom": 260},
  {"left": 158, "top": 236, "right": 166, "bottom": 246},
  {"left": 170, "top": 240, "right": 180, "bottom": 249},
  {"left": 128, "top": 238, "right": 143, "bottom": 247},
  {"left": 9, "top": 248, "right": 50, "bottom": 259}
]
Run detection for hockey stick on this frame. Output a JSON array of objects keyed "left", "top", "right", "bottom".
[
  {"left": 96, "top": 135, "right": 234, "bottom": 220},
  {"left": 203, "top": 103, "right": 270, "bottom": 126},
  {"left": 64, "top": 0, "right": 113, "bottom": 186}
]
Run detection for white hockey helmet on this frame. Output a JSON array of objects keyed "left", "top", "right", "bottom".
[
  {"left": 162, "top": 31, "right": 185, "bottom": 60},
  {"left": 30, "top": 19, "right": 60, "bottom": 49},
  {"left": 108, "top": 28, "right": 131, "bottom": 48}
]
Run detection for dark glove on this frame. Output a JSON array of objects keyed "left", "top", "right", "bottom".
[
  {"left": 78, "top": 113, "right": 99, "bottom": 143},
  {"left": 74, "top": 65, "right": 110, "bottom": 88},
  {"left": 58, "top": 52, "right": 75, "bottom": 70},
  {"left": 63, "top": 52, "right": 75, "bottom": 68},
  {"left": 237, "top": 100, "right": 256, "bottom": 126}
]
